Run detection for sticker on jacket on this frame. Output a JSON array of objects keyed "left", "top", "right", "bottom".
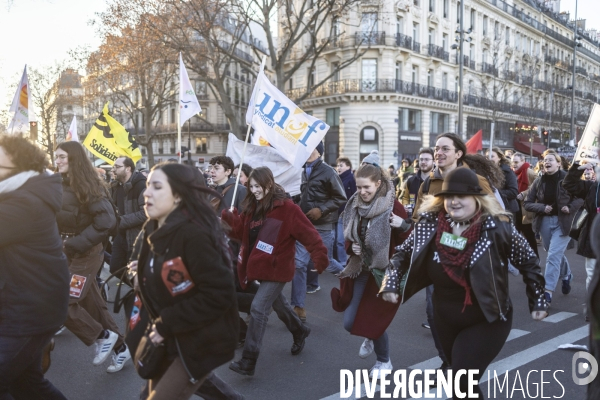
[
  {"left": 69, "top": 274, "right": 87, "bottom": 298},
  {"left": 256, "top": 240, "right": 274, "bottom": 254},
  {"left": 161, "top": 257, "right": 196, "bottom": 297},
  {"left": 129, "top": 295, "right": 143, "bottom": 331}
]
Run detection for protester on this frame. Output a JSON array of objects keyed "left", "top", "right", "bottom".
[
  {"left": 382, "top": 168, "right": 548, "bottom": 399},
  {"left": 130, "top": 163, "right": 238, "bottom": 399},
  {"left": 335, "top": 164, "right": 411, "bottom": 377},
  {"left": 109, "top": 156, "right": 147, "bottom": 275},
  {"left": 400, "top": 148, "right": 434, "bottom": 213},
  {"left": 524, "top": 153, "right": 583, "bottom": 305},
  {"left": 335, "top": 157, "right": 357, "bottom": 266},
  {"left": 209, "top": 156, "right": 246, "bottom": 212},
  {"left": 291, "top": 142, "right": 346, "bottom": 322},
  {"left": 582, "top": 161, "right": 597, "bottom": 182},
  {"left": 512, "top": 153, "right": 540, "bottom": 257},
  {"left": 0, "top": 135, "right": 69, "bottom": 399},
  {"left": 54, "top": 141, "right": 129, "bottom": 373},
  {"left": 223, "top": 167, "right": 327, "bottom": 376},
  {"left": 397, "top": 158, "right": 414, "bottom": 190},
  {"left": 486, "top": 147, "right": 519, "bottom": 213},
  {"left": 233, "top": 164, "right": 253, "bottom": 187}
]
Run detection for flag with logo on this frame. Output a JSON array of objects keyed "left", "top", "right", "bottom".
[
  {"left": 245, "top": 71, "right": 330, "bottom": 169},
  {"left": 179, "top": 53, "right": 202, "bottom": 126},
  {"left": 8, "top": 65, "right": 30, "bottom": 133},
  {"left": 83, "top": 103, "right": 142, "bottom": 165},
  {"left": 66, "top": 115, "right": 78, "bottom": 142}
]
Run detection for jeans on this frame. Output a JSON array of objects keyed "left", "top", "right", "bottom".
[
  {"left": 0, "top": 330, "right": 67, "bottom": 400},
  {"left": 334, "top": 217, "right": 348, "bottom": 266},
  {"left": 586, "top": 258, "right": 597, "bottom": 290},
  {"left": 292, "top": 229, "right": 343, "bottom": 308},
  {"left": 243, "top": 281, "right": 304, "bottom": 360},
  {"left": 343, "top": 272, "right": 389, "bottom": 363},
  {"left": 425, "top": 285, "right": 449, "bottom": 365},
  {"left": 539, "top": 216, "right": 572, "bottom": 292}
]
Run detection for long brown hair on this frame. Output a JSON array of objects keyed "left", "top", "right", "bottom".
[
  {"left": 56, "top": 141, "right": 106, "bottom": 204},
  {"left": 241, "top": 167, "right": 287, "bottom": 219}
]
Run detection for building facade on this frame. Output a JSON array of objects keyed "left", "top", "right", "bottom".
[
  {"left": 284, "top": 0, "right": 600, "bottom": 168},
  {"left": 50, "top": 69, "right": 84, "bottom": 143}
]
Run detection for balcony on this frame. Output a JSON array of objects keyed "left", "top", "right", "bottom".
[
  {"left": 480, "top": 62, "right": 498, "bottom": 77},
  {"left": 534, "top": 80, "right": 553, "bottom": 91},
  {"left": 521, "top": 76, "right": 533, "bottom": 87},
  {"left": 412, "top": 41, "right": 421, "bottom": 53},
  {"left": 217, "top": 40, "right": 254, "bottom": 63},
  {"left": 545, "top": 54, "right": 559, "bottom": 65},
  {"left": 576, "top": 66, "right": 588, "bottom": 76},
  {"left": 555, "top": 60, "right": 572, "bottom": 71},
  {"left": 395, "top": 33, "right": 412, "bottom": 50},
  {"left": 355, "top": 31, "right": 386, "bottom": 46},
  {"left": 427, "top": 44, "right": 449, "bottom": 62},
  {"left": 503, "top": 70, "right": 519, "bottom": 82}
]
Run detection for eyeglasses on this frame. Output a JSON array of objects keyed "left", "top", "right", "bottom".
[
  {"left": 112, "top": 165, "right": 124, "bottom": 170},
  {"left": 434, "top": 146, "right": 456, "bottom": 154},
  {"left": 419, "top": 158, "right": 433, "bottom": 163}
]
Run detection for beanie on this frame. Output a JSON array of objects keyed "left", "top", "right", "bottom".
[
  {"left": 315, "top": 142, "right": 324, "bottom": 156},
  {"left": 361, "top": 150, "right": 380, "bottom": 167}
]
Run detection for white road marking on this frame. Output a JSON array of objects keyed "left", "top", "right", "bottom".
[{"left": 542, "top": 311, "right": 578, "bottom": 323}]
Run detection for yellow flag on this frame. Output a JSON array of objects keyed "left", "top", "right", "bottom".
[{"left": 83, "top": 103, "right": 142, "bottom": 165}]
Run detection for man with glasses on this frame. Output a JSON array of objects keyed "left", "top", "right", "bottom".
[
  {"left": 400, "top": 148, "right": 434, "bottom": 216},
  {"left": 109, "top": 156, "right": 147, "bottom": 275}
]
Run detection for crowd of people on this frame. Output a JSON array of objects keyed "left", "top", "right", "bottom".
[{"left": 1, "top": 130, "right": 599, "bottom": 400}]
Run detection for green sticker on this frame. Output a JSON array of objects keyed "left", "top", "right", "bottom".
[{"left": 440, "top": 232, "right": 467, "bottom": 250}]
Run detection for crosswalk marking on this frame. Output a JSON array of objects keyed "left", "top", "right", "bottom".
[{"left": 542, "top": 311, "right": 578, "bottom": 323}]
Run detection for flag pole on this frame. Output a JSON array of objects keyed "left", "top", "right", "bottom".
[
  {"left": 229, "top": 55, "right": 267, "bottom": 212},
  {"left": 177, "top": 108, "right": 182, "bottom": 164}
]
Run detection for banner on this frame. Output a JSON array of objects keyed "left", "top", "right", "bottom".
[
  {"left": 225, "top": 133, "right": 302, "bottom": 196},
  {"left": 246, "top": 71, "right": 329, "bottom": 169},
  {"left": 8, "top": 65, "right": 30, "bottom": 133},
  {"left": 66, "top": 115, "right": 78, "bottom": 142},
  {"left": 574, "top": 103, "right": 600, "bottom": 164},
  {"left": 83, "top": 103, "right": 142, "bottom": 165},
  {"left": 179, "top": 53, "right": 202, "bottom": 127}
]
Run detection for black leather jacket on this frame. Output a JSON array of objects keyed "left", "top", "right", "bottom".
[
  {"left": 298, "top": 159, "right": 347, "bottom": 228},
  {"left": 380, "top": 212, "right": 547, "bottom": 323}
]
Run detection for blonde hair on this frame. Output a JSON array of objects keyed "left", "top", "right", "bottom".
[{"left": 417, "top": 194, "right": 512, "bottom": 223}]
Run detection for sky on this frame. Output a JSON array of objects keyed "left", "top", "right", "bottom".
[{"left": 0, "top": 0, "right": 598, "bottom": 122}]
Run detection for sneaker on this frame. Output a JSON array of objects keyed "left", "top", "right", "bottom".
[
  {"left": 421, "top": 322, "right": 430, "bottom": 329},
  {"left": 55, "top": 325, "right": 66, "bottom": 336},
  {"left": 369, "top": 359, "right": 393, "bottom": 378},
  {"left": 93, "top": 330, "right": 118, "bottom": 366},
  {"left": 359, "top": 339, "right": 374, "bottom": 359},
  {"left": 562, "top": 274, "right": 572, "bottom": 295},
  {"left": 306, "top": 286, "right": 321, "bottom": 294},
  {"left": 544, "top": 292, "right": 552, "bottom": 307},
  {"left": 294, "top": 306, "right": 306, "bottom": 323},
  {"left": 106, "top": 345, "right": 131, "bottom": 373}
]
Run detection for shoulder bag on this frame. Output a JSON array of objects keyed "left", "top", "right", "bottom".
[{"left": 569, "top": 208, "right": 588, "bottom": 241}]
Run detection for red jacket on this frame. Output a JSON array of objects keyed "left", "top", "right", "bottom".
[{"left": 222, "top": 199, "right": 328, "bottom": 288}]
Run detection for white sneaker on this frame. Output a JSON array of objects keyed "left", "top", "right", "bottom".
[
  {"left": 369, "top": 359, "right": 393, "bottom": 378},
  {"left": 107, "top": 345, "right": 131, "bottom": 373},
  {"left": 359, "top": 339, "right": 374, "bottom": 359},
  {"left": 55, "top": 325, "right": 66, "bottom": 336},
  {"left": 93, "top": 330, "right": 118, "bottom": 365}
]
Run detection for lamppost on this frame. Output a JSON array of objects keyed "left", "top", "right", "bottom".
[
  {"left": 570, "top": 0, "right": 582, "bottom": 145},
  {"left": 451, "top": 1, "right": 472, "bottom": 138}
]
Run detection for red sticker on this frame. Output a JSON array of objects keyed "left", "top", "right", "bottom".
[{"left": 161, "top": 257, "right": 195, "bottom": 297}]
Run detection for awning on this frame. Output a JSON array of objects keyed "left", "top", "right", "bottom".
[{"left": 513, "top": 140, "right": 545, "bottom": 157}]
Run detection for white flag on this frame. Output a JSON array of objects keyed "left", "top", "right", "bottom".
[
  {"left": 8, "top": 65, "right": 30, "bottom": 133},
  {"left": 574, "top": 103, "right": 600, "bottom": 164},
  {"left": 179, "top": 53, "right": 202, "bottom": 127},
  {"left": 246, "top": 71, "right": 330, "bottom": 169},
  {"left": 66, "top": 115, "right": 78, "bottom": 142}
]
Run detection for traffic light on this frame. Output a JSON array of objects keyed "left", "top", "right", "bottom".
[{"left": 29, "top": 121, "right": 38, "bottom": 142}]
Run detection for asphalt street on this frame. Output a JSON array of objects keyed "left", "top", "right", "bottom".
[{"left": 46, "top": 244, "right": 591, "bottom": 400}]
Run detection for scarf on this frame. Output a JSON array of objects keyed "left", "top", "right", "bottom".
[
  {"left": 0, "top": 171, "right": 39, "bottom": 195},
  {"left": 339, "top": 182, "right": 395, "bottom": 279},
  {"left": 515, "top": 162, "right": 531, "bottom": 193},
  {"left": 435, "top": 210, "right": 482, "bottom": 312}
]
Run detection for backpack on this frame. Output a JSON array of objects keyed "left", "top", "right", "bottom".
[{"left": 211, "top": 185, "right": 233, "bottom": 212}]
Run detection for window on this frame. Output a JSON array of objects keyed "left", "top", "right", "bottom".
[
  {"left": 483, "top": 16, "right": 488, "bottom": 36},
  {"left": 442, "top": 33, "right": 448, "bottom": 51},
  {"left": 326, "top": 108, "right": 340, "bottom": 127},
  {"left": 171, "top": 108, "right": 176, "bottom": 124},
  {"left": 361, "top": 12, "right": 378, "bottom": 33},
  {"left": 308, "top": 68, "right": 315, "bottom": 87},
  {"left": 468, "top": 80, "right": 474, "bottom": 95},
  {"left": 430, "top": 112, "right": 449, "bottom": 134},
  {"left": 195, "top": 137, "right": 207, "bottom": 153},
  {"left": 332, "top": 17, "right": 341, "bottom": 37},
  {"left": 443, "top": 0, "right": 449, "bottom": 18},
  {"left": 396, "top": 17, "right": 403, "bottom": 35},
  {"left": 413, "top": 0, "right": 420, "bottom": 5},
  {"left": 195, "top": 81, "right": 206, "bottom": 96},
  {"left": 331, "top": 62, "right": 340, "bottom": 82},
  {"left": 455, "top": 76, "right": 459, "bottom": 92},
  {"left": 396, "top": 62, "right": 402, "bottom": 81},
  {"left": 442, "top": 72, "right": 448, "bottom": 90},
  {"left": 469, "top": 43, "right": 474, "bottom": 60},
  {"left": 361, "top": 59, "right": 377, "bottom": 91},
  {"left": 412, "top": 65, "right": 418, "bottom": 83},
  {"left": 456, "top": 1, "right": 460, "bottom": 24},
  {"left": 429, "top": 28, "right": 434, "bottom": 45},
  {"left": 429, "top": 0, "right": 434, "bottom": 13},
  {"left": 505, "top": 27, "right": 510, "bottom": 45},
  {"left": 413, "top": 23, "right": 419, "bottom": 42},
  {"left": 66, "top": 105, "right": 73, "bottom": 111},
  {"left": 515, "top": 33, "right": 520, "bottom": 50},
  {"left": 360, "top": 127, "right": 379, "bottom": 161},
  {"left": 427, "top": 69, "right": 433, "bottom": 87},
  {"left": 482, "top": 49, "right": 488, "bottom": 64},
  {"left": 288, "top": 78, "right": 293, "bottom": 91},
  {"left": 399, "top": 108, "right": 422, "bottom": 132},
  {"left": 470, "top": 9, "right": 476, "bottom": 30},
  {"left": 494, "top": 21, "right": 499, "bottom": 40}
]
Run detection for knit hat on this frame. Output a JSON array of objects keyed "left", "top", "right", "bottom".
[
  {"left": 361, "top": 150, "right": 380, "bottom": 167},
  {"left": 435, "top": 168, "right": 485, "bottom": 197},
  {"left": 315, "top": 142, "right": 324, "bottom": 156}
]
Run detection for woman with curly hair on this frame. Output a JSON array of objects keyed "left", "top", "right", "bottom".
[{"left": 485, "top": 147, "right": 519, "bottom": 213}]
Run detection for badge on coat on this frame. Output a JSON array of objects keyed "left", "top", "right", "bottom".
[
  {"left": 256, "top": 240, "right": 274, "bottom": 254},
  {"left": 440, "top": 232, "right": 467, "bottom": 250},
  {"left": 69, "top": 274, "right": 87, "bottom": 298},
  {"left": 161, "top": 257, "right": 196, "bottom": 296}
]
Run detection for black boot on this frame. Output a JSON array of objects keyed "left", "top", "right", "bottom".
[
  {"left": 291, "top": 325, "right": 311, "bottom": 355},
  {"left": 229, "top": 357, "right": 256, "bottom": 376}
]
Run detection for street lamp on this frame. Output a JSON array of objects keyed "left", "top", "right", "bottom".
[{"left": 451, "top": 2, "right": 472, "bottom": 138}]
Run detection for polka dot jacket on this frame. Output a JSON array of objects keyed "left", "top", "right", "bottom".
[{"left": 380, "top": 212, "right": 548, "bottom": 323}]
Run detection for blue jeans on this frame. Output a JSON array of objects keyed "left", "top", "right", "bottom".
[
  {"left": 425, "top": 285, "right": 449, "bottom": 364},
  {"left": 0, "top": 330, "right": 67, "bottom": 400},
  {"left": 334, "top": 217, "right": 348, "bottom": 266},
  {"left": 343, "top": 272, "right": 389, "bottom": 362},
  {"left": 539, "top": 216, "right": 571, "bottom": 292},
  {"left": 243, "top": 281, "right": 304, "bottom": 360},
  {"left": 292, "top": 229, "right": 343, "bottom": 308}
]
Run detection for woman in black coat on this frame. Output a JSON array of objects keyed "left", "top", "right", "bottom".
[
  {"left": 486, "top": 147, "right": 519, "bottom": 213},
  {"left": 129, "top": 163, "right": 237, "bottom": 400}
]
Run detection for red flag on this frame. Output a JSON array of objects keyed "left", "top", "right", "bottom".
[{"left": 466, "top": 130, "right": 483, "bottom": 154}]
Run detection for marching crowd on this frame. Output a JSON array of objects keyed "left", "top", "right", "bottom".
[{"left": 1, "top": 130, "right": 600, "bottom": 400}]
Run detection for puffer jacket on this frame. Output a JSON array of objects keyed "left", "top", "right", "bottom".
[
  {"left": 499, "top": 163, "right": 520, "bottom": 213},
  {"left": 111, "top": 171, "right": 147, "bottom": 249},
  {"left": 299, "top": 159, "right": 347, "bottom": 228},
  {"left": 562, "top": 163, "right": 599, "bottom": 258},
  {"left": 523, "top": 170, "right": 584, "bottom": 235},
  {"left": 380, "top": 212, "right": 547, "bottom": 323},
  {"left": 57, "top": 174, "right": 116, "bottom": 256},
  {"left": 0, "top": 172, "right": 70, "bottom": 336}
]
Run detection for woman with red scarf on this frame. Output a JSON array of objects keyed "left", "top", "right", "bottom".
[{"left": 380, "top": 168, "right": 548, "bottom": 400}]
